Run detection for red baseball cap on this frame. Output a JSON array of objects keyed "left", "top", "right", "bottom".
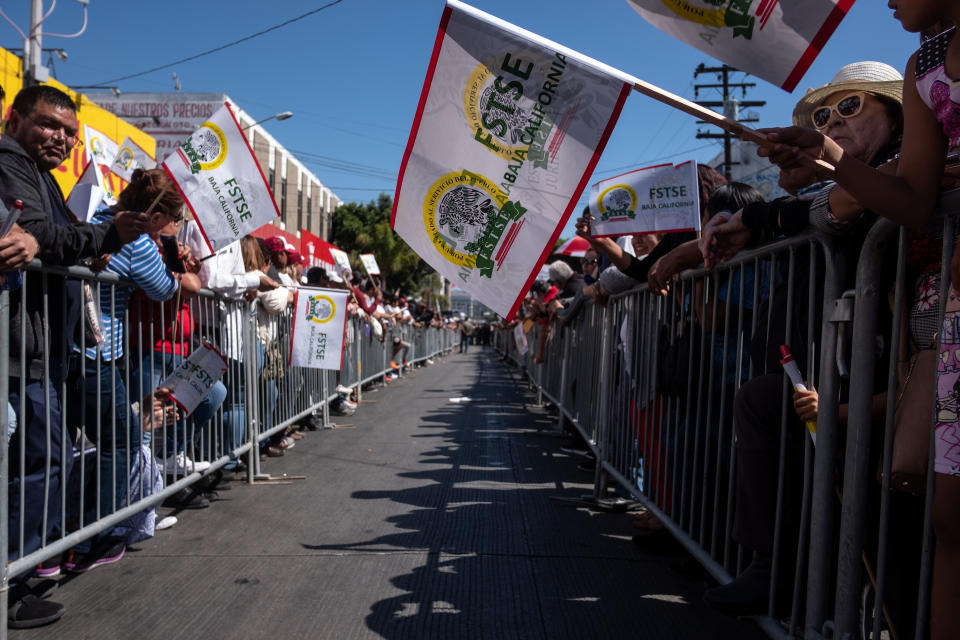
[
  {"left": 263, "top": 236, "right": 286, "bottom": 253},
  {"left": 286, "top": 249, "right": 303, "bottom": 265}
]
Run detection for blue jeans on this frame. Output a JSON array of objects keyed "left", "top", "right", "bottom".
[
  {"left": 66, "top": 357, "right": 141, "bottom": 538},
  {"left": 8, "top": 376, "right": 72, "bottom": 569}
]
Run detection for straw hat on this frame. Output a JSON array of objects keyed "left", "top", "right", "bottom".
[{"left": 792, "top": 61, "right": 904, "bottom": 127}]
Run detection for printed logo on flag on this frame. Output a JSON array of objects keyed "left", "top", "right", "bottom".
[
  {"left": 588, "top": 161, "right": 700, "bottom": 237},
  {"left": 423, "top": 171, "right": 526, "bottom": 279},
  {"left": 306, "top": 294, "right": 336, "bottom": 324},
  {"left": 178, "top": 121, "right": 228, "bottom": 175},
  {"left": 465, "top": 50, "right": 561, "bottom": 167},
  {"left": 662, "top": 0, "right": 758, "bottom": 40},
  {"left": 290, "top": 287, "right": 349, "bottom": 370},
  {"left": 596, "top": 184, "right": 638, "bottom": 222}
]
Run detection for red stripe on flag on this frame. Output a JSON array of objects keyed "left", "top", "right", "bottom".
[
  {"left": 760, "top": 0, "right": 779, "bottom": 29},
  {"left": 592, "top": 226, "right": 697, "bottom": 239},
  {"left": 755, "top": 0, "right": 773, "bottom": 17},
  {"left": 162, "top": 161, "right": 215, "bottom": 254},
  {"left": 288, "top": 289, "right": 300, "bottom": 367},
  {"left": 337, "top": 294, "right": 349, "bottom": 371},
  {"left": 495, "top": 219, "right": 525, "bottom": 266},
  {"left": 392, "top": 6, "right": 452, "bottom": 229},
  {"left": 505, "top": 81, "right": 632, "bottom": 321},
  {"left": 780, "top": 0, "right": 855, "bottom": 92},
  {"left": 221, "top": 101, "right": 281, "bottom": 219}
]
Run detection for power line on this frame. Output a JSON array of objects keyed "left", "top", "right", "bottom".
[
  {"left": 93, "top": 0, "right": 346, "bottom": 85},
  {"left": 593, "top": 143, "right": 717, "bottom": 176}
]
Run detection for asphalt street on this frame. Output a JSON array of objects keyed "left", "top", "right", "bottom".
[{"left": 15, "top": 349, "right": 768, "bottom": 640}]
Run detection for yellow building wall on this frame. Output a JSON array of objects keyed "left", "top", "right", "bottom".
[{"left": 1, "top": 47, "right": 156, "bottom": 197}]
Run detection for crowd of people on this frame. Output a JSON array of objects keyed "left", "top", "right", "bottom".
[
  {"left": 5, "top": 2, "right": 960, "bottom": 636},
  {"left": 495, "top": 11, "right": 960, "bottom": 637},
  {"left": 0, "top": 83, "right": 461, "bottom": 629}
]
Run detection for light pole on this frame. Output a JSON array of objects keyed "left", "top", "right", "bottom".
[{"left": 243, "top": 111, "right": 293, "bottom": 130}]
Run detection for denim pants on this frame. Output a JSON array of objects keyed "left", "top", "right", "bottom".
[
  {"left": 8, "top": 376, "right": 72, "bottom": 569},
  {"left": 65, "top": 357, "right": 142, "bottom": 544}
]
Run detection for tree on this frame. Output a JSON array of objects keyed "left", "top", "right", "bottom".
[{"left": 330, "top": 193, "right": 435, "bottom": 293}]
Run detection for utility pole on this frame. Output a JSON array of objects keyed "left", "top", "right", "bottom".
[
  {"left": 693, "top": 64, "right": 765, "bottom": 180},
  {"left": 24, "top": 0, "right": 48, "bottom": 85}
]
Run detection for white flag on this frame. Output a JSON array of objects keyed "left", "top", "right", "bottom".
[
  {"left": 83, "top": 124, "right": 120, "bottom": 205},
  {"left": 158, "top": 342, "right": 228, "bottom": 416},
  {"left": 329, "top": 248, "right": 352, "bottom": 273},
  {"left": 110, "top": 136, "right": 156, "bottom": 183},
  {"left": 513, "top": 322, "right": 528, "bottom": 356},
  {"left": 162, "top": 102, "right": 280, "bottom": 253},
  {"left": 626, "top": 0, "right": 854, "bottom": 91},
  {"left": 588, "top": 160, "right": 700, "bottom": 237},
  {"left": 359, "top": 253, "right": 381, "bottom": 275},
  {"left": 289, "top": 288, "right": 350, "bottom": 370},
  {"left": 66, "top": 162, "right": 106, "bottom": 222},
  {"left": 393, "top": 0, "right": 630, "bottom": 318}
]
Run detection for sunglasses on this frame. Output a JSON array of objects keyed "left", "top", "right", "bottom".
[
  {"left": 811, "top": 92, "right": 867, "bottom": 129},
  {"left": 582, "top": 258, "right": 597, "bottom": 265}
]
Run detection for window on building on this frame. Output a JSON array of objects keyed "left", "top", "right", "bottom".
[
  {"left": 307, "top": 195, "right": 312, "bottom": 234},
  {"left": 269, "top": 167, "right": 275, "bottom": 191},
  {"left": 297, "top": 187, "right": 303, "bottom": 231},
  {"left": 281, "top": 176, "right": 287, "bottom": 217}
]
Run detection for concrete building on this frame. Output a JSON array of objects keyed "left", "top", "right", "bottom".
[{"left": 87, "top": 92, "right": 342, "bottom": 239}]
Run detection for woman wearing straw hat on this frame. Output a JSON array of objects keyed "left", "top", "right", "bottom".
[{"left": 699, "top": 61, "right": 905, "bottom": 618}]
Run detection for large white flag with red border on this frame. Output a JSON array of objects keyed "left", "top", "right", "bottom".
[
  {"left": 392, "top": 0, "right": 631, "bottom": 319},
  {"left": 626, "top": 0, "right": 855, "bottom": 92},
  {"left": 162, "top": 102, "right": 279, "bottom": 253},
  {"left": 588, "top": 160, "right": 700, "bottom": 237},
  {"left": 289, "top": 288, "right": 350, "bottom": 370}
]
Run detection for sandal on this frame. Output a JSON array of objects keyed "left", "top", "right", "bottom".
[{"left": 633, "top": 509, "right": 665, "bottom": 531}]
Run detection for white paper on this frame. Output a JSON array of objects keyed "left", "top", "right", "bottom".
[{"left": 158, "top": 342, "right": 228, "bottom": 416}]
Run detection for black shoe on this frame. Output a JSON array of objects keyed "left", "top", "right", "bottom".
[
  {"left": 703, "top": 555, "right": 771, "bottom": 616},
  {"left": 577, "top": 459, "right": 596, "bottom": 472},
  {"left": 162, "top": 488, "right": 210, "bottom": 510},
  {"left": 630, "top": 530, "right": 687, "bottom": 556},
  {"left": 8, "top": 594, "right": 65, "bottom": 629},
  {"left": 195, "top": 470, "right": 232, "bottom": 492}
]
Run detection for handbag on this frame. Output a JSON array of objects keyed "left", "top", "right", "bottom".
[
  {"left": 888, "top": 346, "right": 935, "bottom": 495},
  {"left": 262, "top": 339, "right": 285, "bottom": 381}
]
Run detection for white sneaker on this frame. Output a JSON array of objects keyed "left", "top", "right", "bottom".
[
  {"left": 426, "top": 358, "right": 435, "bottom": 365},
  {"left": 336, "top": 384, "right": 352, "bottom": 395},
  {"left": 162, "top": 452, "right": 210, "bottom": 474},
  {"left": 342, "top": 399, "right": 357, "bottom": 410}
]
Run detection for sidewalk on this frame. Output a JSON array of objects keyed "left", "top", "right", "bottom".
[{"left": 14, "top": 350, "right": 767, "bottom": 639}]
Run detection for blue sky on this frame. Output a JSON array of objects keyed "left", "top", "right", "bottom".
[{"left": 2, "top": 1, "right": 917, "bottom": 238}]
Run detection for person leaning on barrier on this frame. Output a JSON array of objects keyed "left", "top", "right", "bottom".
[
  {"left": 698, "top": 61, "right": 906, "bottom": 618},
  {"left": 0, "top": 85, "right": 152, "bottom": 629},
  {"left": 60, "top": 168, "right": 199, "bottom": 577}
]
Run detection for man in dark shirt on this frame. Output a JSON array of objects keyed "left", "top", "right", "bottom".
[{"left": 0, "top": 85, "right": 146, "bottom": 629}]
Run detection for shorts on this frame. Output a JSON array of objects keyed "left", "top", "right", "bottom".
[{"left": 935, "top": 286, "right": 960, "bottom": 476}]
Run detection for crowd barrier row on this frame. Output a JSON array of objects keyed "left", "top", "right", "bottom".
[
  {"left": 0, "top": 266, "right": 457, "bottom": 633},
  {"left": 495, "top": 193, "right": 960, "bottom": 640}
]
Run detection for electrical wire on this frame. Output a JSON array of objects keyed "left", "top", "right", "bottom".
[{"left": 93, "top": 0, "right": 346, "bottom": 85}]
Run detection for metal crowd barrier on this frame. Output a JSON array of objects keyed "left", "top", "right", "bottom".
[
  {"left": 495, "top": 197, "right": 960, "bottom": 640},
  {"left": 0, "top": 266, "right": 455, "bottom": 633}
]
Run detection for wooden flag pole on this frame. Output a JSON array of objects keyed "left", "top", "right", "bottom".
[
  {"left": 631, "top": 79, "right": 836, "bottom": 173},
  {"left": 145, "top": 183, "right": 170, "bottom": 215}
]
